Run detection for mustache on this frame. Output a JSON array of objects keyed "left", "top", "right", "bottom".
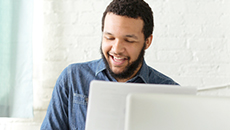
[{"left": 108, "top": 52, "right": 130, "bottom": 59}]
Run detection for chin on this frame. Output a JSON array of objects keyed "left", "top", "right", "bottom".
[{"left": 111, "top": 69, "right": 125, "bottom": 75}]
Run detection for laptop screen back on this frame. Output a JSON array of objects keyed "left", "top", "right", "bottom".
[
  {"left": 125, "top": 93, "right": 230, "bottom": 130},
  {"left": 85, "top": 81, "right": 196, "bottom": 130}
]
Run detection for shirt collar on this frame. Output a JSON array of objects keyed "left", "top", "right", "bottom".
[
  {"left": 95, "top": 59, "right": 106, "bottom": 76},
  {"left": 133, "top": 60, "right": 149, "bottom": 83},
  {"left": 95, "top": 59, "right": 149, "bottom": 83}
]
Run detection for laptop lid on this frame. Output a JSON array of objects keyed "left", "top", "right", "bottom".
[
  {"left": 125, "top": 93, "right": 230, "bottom": 130},
  {"left": 85, "top": 80, "right": 196, "bottom": 130}
]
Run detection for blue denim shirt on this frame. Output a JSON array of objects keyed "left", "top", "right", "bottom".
[{"left": 41, "top": 59, "right": 178, "bottom": 130}]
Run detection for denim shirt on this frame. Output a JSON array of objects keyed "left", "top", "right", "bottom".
[{"left": 40, "top": 59, "right": 178, "bottom": 130}]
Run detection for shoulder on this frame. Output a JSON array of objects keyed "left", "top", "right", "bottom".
[
  {"left": 66, "top": 59, "right": 101, "bottom": 73},
  {"left": 56, "top": 59, "right": 101, "bottom": 83},
  {"left": 147, "top": 66, "right": 179, "bottom": 85}
]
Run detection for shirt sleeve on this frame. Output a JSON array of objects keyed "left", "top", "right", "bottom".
[{"left": 40, "top": 68, "right": 69, "bottom": 130}]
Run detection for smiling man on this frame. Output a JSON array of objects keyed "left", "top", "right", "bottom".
[
  {"left": 101, "top": 13, "right": 151, "bottom": 82},
  {"left": 41, "top": 0, "right": 178, "bottom": 130}
]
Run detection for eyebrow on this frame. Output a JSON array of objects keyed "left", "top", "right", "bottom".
[
  {"left": 103, "top": 31, "right": 138, "bottom": 40},
  {"left": 103, "top": 31, "right": 113, "bottom": 35}
]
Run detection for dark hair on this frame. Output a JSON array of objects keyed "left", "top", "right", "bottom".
[{"left": 101, "top": 0, "right": 154, "bottom": 40}]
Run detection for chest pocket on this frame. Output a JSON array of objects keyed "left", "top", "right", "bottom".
[
  {"left": 71, "top": 93, "right": 88, "bottom": 130},
  {"left": 74, "top": 93, "right": 88, "bottom": 105}
]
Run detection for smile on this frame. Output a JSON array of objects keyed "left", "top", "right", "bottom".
[
  {"left": 113, "top": 56, "right": 126, "bottom": 62},
  {"left": 109, "top": 54, "right": 128, "bottom": 66}
]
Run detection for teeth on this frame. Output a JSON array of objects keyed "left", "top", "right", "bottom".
[
  {"left": 113, "top": 56, "right": 125, "bottom": 62},
  {"left": 114, "top": 57, "right": 124, "bottom": 60}
]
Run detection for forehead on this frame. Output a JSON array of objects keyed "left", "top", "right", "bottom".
[{"left": 103, "top": 13, "right": 144, "bottom": 36}]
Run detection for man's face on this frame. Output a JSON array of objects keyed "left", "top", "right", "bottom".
[{"left": 101, "top": 13, "right": 151, "bottom": 81}]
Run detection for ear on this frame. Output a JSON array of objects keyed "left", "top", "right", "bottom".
[{"left": 145, "top": 34, "right": 153, "bottom": 50}]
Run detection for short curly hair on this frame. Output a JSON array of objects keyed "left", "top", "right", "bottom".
[{"left": 101, "top": 0, "right": 154, "bottom": 40}]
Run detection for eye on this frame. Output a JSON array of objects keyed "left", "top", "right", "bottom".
[
  {"left": 105, "top": 36, "right": 115, "bottom": 40},
  {"left": 125, "top": 39, "right": 135, "bottom": 43}
]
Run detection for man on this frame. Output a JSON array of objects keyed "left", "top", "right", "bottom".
[{"left": 41, "top": 0, "right": 178, "bottom": 129}]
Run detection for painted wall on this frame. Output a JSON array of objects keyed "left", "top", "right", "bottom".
[{"left": 0, "top": 0, "right": 230, "bottom": 129}]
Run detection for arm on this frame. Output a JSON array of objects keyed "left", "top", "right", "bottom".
[{"left": 41, "top": 68, "right": 69, "bottom": 130}]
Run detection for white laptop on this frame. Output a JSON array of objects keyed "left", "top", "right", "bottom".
[
  {"left": 85, "top": 80, "right": 197, "bottom": 130},
  {"left": 125, "top": 93, "right": 230, "bottom": 130}
]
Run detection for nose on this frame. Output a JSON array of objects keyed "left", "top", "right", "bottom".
[{"left": 112, "top": 39, "right": 125, "bottom": 54}]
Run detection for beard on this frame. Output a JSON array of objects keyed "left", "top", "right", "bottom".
[{"left": 100, "top": 43, "right": 146, "bottom": 80}]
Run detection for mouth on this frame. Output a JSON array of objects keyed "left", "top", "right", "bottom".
[
  {"left": 112, "top": 55, "right": 127, "bottom": 62},
  {"left": 108, "top": 53, "right": 128, "bottom": 65}
]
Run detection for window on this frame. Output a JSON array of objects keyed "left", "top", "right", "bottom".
[{"left": 0, "top": 0, "right": 33, "bottom": 118}]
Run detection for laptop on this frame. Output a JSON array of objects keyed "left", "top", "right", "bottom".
[
  {"left": 85, "top": 80, "right": 197, "bottom": 130},
  {"left": 125, "top": 93, "right": 230, "bottom": 130}
]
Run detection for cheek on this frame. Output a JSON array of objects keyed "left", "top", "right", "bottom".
[
  {"left": 130, "top": 50, "right": 139, "bottom": 59},
  {"left": 127, "top": 46, "right": 142, "bottom": 60},
  {"left": 101, "top": 42, "right": 111, "bottom": 54}
]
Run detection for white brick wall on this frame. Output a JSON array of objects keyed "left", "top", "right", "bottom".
[{"left": 0, "top": 0, "right": 230, "bottom": 129}]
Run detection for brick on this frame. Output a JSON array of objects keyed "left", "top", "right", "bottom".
[
  {"left": 154, "top": 38, "right": 186, "bottom": 50},
  {"left": 187, "top": 38, "right": 227, "bottom": 51},
  {"left": 155, "top": 14, "right": 185, "bottom": 26},
  {"left": 161, "top": 1, "right": 187, "bottom": 14},
  {"left": 184, "top": 25, "right": 203, "bottom": 38},
  {"left": 173, "top": 76, "right": 204, "bottom": 87},
  {"left": 79, "top": 12, "right": 101, "bottom": 24},
  {"left": 180, "top": 63, "right": 221, "bottom": 76},
  {"left": 92, "top": 0, "right": 110, "bottom": 13},
  {"left": 145, "top": 51, "right": 158, "bottom": 63},
  {"left": 146, "top": 62, "right": 182, "bottom": 76},
  {"left": 50, "top": 1, "right": 74, "bottom": 13},
  {"left": 157, "top": 50, "right": 193, "bottom": 63},
  {"left": 192, "top": 50, "right": 229, "bottom": 63},
  {"left": 33, "top": 86, "right": 54, "bottom": 110},
  {"left": 167, "top": 25, "right": 187, "bottom": 37},
  {"left": 33, "top": 110, "right": 47, "bottom": 123},
  {"left": 73, "top": 0, "right": 94, "bottom": 12},
  {"left": 202, "top": 77, "right": 230, "bottom": 89},
  {"left": 43, "top": 1, "right": 53, "bottom": 13},
  {"left": 153, "top": 24, "right": 168, "bottom": 38},
  {"left": 43, "top": 24, "right": 64, "bottom": 37},
  {"left": 202, "top": 25, "right": 226, "bottom": 38},
  {"left": 73, "top": 24, "right": 95, "bottom": 36},
  {"left": 8, "top": 123, "right": 40, "bottom": 130},
  {"left": 201, "top": 1, "right": 229, "bottom": 14}
]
